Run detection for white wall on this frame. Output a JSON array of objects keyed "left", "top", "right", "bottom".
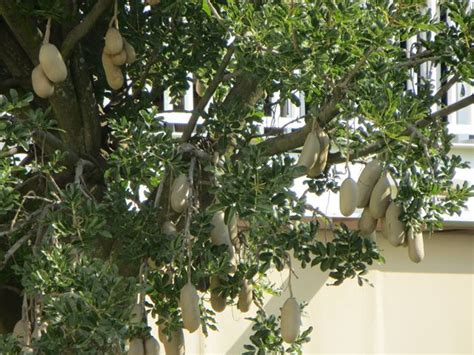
[{"left": 148, "top": 231, "right": 474, "bottom": 354}]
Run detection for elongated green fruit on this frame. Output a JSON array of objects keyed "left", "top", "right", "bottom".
[
  {"left": 180, "top": 282, "right": 200, "bottom": 333},
  {"left": 356, "top": 160, "right": 382, "bottom": 208},
  {"left": 407, "top": 228, "right": 424, "bottom": 263},
  {"left": 39, "top": 43, "right": 67, "bottom": 83},
  {"left": 385, "top": 202, "right": 405, "bottom": 246},
  {"left": 280, "top": 297, "right": 301, "bottom": 343},
  {"left": 308, "top": 130, "right": 329, "bottom": 177},
  {"left": 170, "top": 175, "right": 190, "bottom": 213},
  {"left": 339, "top": 177, "right": 358, "bottom": 216},
  {"left": 237, "top": 279, "right": 253, "bottom": 313},
  {"left": 369, "top": 174, "right": 391, "bottom": 219},
  {"left": 358, "top": 207, "right": 377, "bottom": 235},
  {"left": 158, "top": 326, "right": 185, "bottom": 355},
  {"left": 297, "top": 131, "right": 320, "bottom": 170}
]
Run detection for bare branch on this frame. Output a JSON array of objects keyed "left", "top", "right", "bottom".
[{"left": 181, "top": 44, "right": 235, "bottom": 142}]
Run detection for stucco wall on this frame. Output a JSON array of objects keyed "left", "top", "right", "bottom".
[{"left": 149, "top": 231, "right": 474, "bottom": 354}]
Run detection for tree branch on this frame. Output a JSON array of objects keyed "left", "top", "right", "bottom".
[
  {"left": 61, "top": 0, "right": 114, "bottom": 59},
  {"left": 328, "top": 94, "right": 474, "bottom": 164},
  {"left": 257, "top": 52, "right": 372, "bottom": 157},
  {"left": 0, "top": 1, "right": 42, "bottom": 63},
  {"left": 434, "top": 73, "right": 460, "bottom": 101},
  {"left": 181, "top": 45, "right": 235, "bottom": 142}
]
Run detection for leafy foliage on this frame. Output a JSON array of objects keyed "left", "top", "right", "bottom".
[{"left": 0, "top": 0, "right": 473, "bottom": 353}]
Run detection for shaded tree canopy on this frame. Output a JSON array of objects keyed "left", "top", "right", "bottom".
[{"left": 0, "top": 0, "right": 473, "bottom": 353}]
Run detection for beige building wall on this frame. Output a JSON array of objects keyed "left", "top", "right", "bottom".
[{"left": 149, "top": 231, "right": 474, "bottom": 354}]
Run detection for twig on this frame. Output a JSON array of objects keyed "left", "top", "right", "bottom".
[
  {"left": 0, "top": 146, "right": 27, "bottom": 158},
  {"left": 178, "top": 143, "right": 212, "bottom": 161},
  {"left": 43, "top": 18, "right": 52, "bottom": 44},
  {"left": 0, "top": 230, "right": 34, "bottom": 270},
  {"left": 434, "top": 73, "right": 460, "bottom": 101},
  {"left": 74, "top": 159, "right": 94, "bottom": 184},
  {"left": 181, "top": 44, "right": 235, "bottom": 142},
  {"left": 205, "top": 0, "right": 225, "bottom": 28},
  {"left": 304, "top": 204, "right": 334, "bottom": 230},
  {"left": 153, "top": 171, "right": 168, "bottom": 209}
]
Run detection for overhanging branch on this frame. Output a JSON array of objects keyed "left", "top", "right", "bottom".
[
  {"left": 328, "top": 94, "right": 474, "bottom": 164},
  {"left": 257, "top": 52, "right": 373, "bottom": 157},
  {"left": 181, "top": 44, "right": 235, "bottom": 142}
]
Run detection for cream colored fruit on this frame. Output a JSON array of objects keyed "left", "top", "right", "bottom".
[
  {"left": 364, "top": 231, "right": 377, "bottom": 242},
  {"left": 110, "top": 49, "right": 128, "bottom": 66},
  {"left": 158, "top": 326, "right": 185, "bottom": 355},
  {"left": 144, "top": 336, "right": 160, "bottom": 355},
  {"left": 130, "top": 304, "right": 143, "bottom": 324},
  {"left": 237, "top": 279, "right": 253, "bottom": 313},
  {"left": 179, "top": 282, "right": 200, "bottom": 333},
  {"left": 339, "top": 177, "right": 358, "bottom": 216},
  {"left": 210, "top": 211, "right": 230, "bottom": 245},
  {"left": 210, "top": 276, "right": 226, "bottom": 313},
  {"left": 170, "top": 175, "right": 190, "bottom": 213},
  {"left": 358, "top": 207, "right": 377, "bottom": 235},
  {"left": 31, "top": 65, "right": 54, "bottom": 98},
  {"left": 280, "top": 297, "right": 301, "bottom": 344},
  {"left": 385, "top": 202, "right": 405, "bottom": 246},
  {"left": 297, "top": 131, "right": 320, "bottom": 170},
  {"left": 39, "top": 43, "right": 67, "bottom": 83},
  {"left": 13, "top": 320, "right": 30, "bottom": 345},
  {"left": 196, "top": 79, "right": 207, "bottom": 97},
  {"left": 32, "top": 321, "right": 48, "bottom": 340},
  {"left": 124, "top": 40, "right": 137, "bottom": 64},
  {"left": 407, "top": 228, "right": 424, "bottom": 263},
  {"left": 356, "top": 160, "right": 383, "bottom": 208},
  {"left": 128, "top": 338, "right": 144, "bottom": 355},
  {"left": 105, "top": 27, "right": 123, "bottom": 55},
  {"left": 228, "top": 214, "right": 238, "bottom": 243},
  {"left": 210, "top": 211, "right": 235, "bottom": 257},
  {"left": 307, "top": 130, "right": 329, "bottom": 177},
  {"left": 369, "top": 174, "right": 391, "bottom": 219},
  {"left": 102, "top": 52, "right": 124, "bottom": 90},
  {"left": 162, "top": 221, "right": 177, "bottom": 236}
]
